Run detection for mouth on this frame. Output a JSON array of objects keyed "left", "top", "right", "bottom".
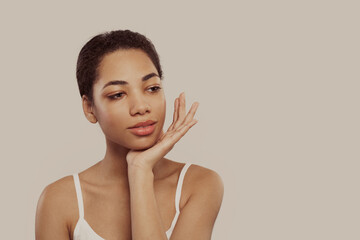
[
  {"left": 128, "top": 120, "right": 156, "bottom": 129},
  {"left": 128, "top": 121, "right": 157, "bottom": 136}
]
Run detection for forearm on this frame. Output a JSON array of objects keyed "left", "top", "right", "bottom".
[{"left": 128, "top": 166, "right": 168, "bottom": 240}]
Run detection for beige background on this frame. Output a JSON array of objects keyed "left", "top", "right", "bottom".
[{"left": 0, "top": 1, "right": 359, "bottom": 239}]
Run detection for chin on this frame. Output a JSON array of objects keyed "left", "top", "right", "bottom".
[
  {"left": 130, "top": 142, "right": 156, "bottom": 151},
  {"left": 127, "top": 135, "right": 159, "bottom": 151}
]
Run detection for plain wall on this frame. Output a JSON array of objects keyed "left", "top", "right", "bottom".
[{"left": 0, "top": 1, "right": 359, "bottom": 239}]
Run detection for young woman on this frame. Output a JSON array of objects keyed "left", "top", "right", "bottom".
[{"left": 35, "top": 30, "right": 224, "bottom": 240}]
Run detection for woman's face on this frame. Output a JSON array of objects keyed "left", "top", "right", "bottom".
[{"left": 85, "top": 49, "right": 166, "bottom": 151}]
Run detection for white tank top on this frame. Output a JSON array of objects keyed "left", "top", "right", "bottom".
[{"left": 72, "top": 163, "right": 192, "bottom": 239}]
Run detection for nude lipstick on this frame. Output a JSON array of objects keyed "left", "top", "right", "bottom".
[{"left": 128, "top": 120, "right": 157, "bottom": 136}]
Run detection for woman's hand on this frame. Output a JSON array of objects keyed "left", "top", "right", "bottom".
[{"left": 126, "top": 92, "right": 199, "bottom": 172}]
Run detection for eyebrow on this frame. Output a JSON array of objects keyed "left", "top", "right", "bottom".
[{"left": 102, "top": 72, "right": 160, "bottom": 90}]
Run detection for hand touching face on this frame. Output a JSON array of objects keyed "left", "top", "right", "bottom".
[{"left": 126, "top": 92, "right": 199, "bottom": 171}]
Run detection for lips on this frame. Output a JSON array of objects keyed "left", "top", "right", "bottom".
[
  {"left": 129, "top": 120, "right": 156, "bottom": 129},
  {"left": 129, "top": 120, "right": 155, "bottom": 128},
  {"left": 128, "top": 120, "right": 157, "bottom": 136}
]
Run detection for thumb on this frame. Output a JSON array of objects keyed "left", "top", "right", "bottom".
[{"left": 157, "top": 129, "right": 165, "bottom": 143}]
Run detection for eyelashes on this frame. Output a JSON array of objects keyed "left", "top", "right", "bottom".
[
  {"left": 148, "top": 86, "right": 162, "bottom": 92},
  {"left": 108, "top": 86, "right": 162, "bottom": 100},
  {"left": 109, "top": 92, "right": 124, "bottom": 100}
]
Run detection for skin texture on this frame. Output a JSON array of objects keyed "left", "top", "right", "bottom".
[{"left": 35, "top": 49, "right": 224, "bottom": 240}]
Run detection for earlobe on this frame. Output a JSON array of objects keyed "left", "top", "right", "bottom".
[{"left": 82, "top": 95, "right": 98, "bottom": 124}]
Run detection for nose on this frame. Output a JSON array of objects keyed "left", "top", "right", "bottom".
[{"left": 129, "top": 94, "right": 151, "bottom": 116}]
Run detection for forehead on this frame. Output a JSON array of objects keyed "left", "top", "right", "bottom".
[{"left": 97, "top": 49, "right": 157, "bottom": 83}]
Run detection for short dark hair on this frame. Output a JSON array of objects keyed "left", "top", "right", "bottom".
[{"left": 76, "top": 29, "right": 163, "bottom": 104}]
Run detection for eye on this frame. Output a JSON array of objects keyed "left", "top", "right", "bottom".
[
  {"left": 147, "top": 86, "right": 161, "bottom": 92},
  {"left": 109, "top": 92, "right": 124, "bottom": 100}
]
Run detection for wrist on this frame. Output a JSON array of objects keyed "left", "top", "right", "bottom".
[{"left": 128, "top": 163, "right": 154, "bottom": 179}]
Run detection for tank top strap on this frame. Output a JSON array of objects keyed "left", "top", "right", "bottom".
[
  {"left": 72, "top": 173, "right": 84, "bottom": 219},
  {"left": 175, "top": 163, "right": 192, "bottom": 212}
]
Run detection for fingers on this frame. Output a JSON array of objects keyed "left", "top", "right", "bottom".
[
  {"left": 167, "top": 118, "right": 198, "bottom": 145},
  {"left": 176, "top": 114, "right": 198, "bottom": 135},
  {"left": 169, "top": 97, "right": 179, "bottom": 131},
  {"left": 182, "top": 101, "right": 199, "bottom": 126},
  {"left": 173, "top": 97, "right": 179, "bottom": 123},
  {"left": 175, "top": 92, "right": 186, "bottom": 128},
  {"left": 157, "top": 93, "right": 199, "bottom": 153},
  {"left": 156, "top": 129, "right": 165, "bottom": 143},
  {"left": 167, "top": 92, "right": 199, "bottom": 135}
]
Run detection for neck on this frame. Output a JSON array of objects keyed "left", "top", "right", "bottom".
[{"left": 97, "top": 138, "right": 166, "bottom": 183}]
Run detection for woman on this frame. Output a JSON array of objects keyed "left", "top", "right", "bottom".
[{"left": 35, "top": 29, "right": 224, "bottom": 240}]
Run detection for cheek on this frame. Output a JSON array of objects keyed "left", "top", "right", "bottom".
[
  {"left": 155, "top": 98, "right": 166, "bottom": 118},
  {"left": 97, "top": 105, "right": 128, "bottom": 131},
  {"left": 160, "top": 98, "right": 166, "bottom": 112}
]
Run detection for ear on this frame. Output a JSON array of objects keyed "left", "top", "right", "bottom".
[{"left": 82, "top": 95, "right": 98, "bottom": 124}]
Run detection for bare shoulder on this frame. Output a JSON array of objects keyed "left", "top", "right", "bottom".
[
  {"left": 35, "top": 175, "right": 77, "bottom": 239},
  {"left": 37, "top": 175, "right": 77, "bottom": 209},
  {"left": 187, "top": 163, "right": 224, "bottom": 196},
  {"left": 179, "top": 163, "right": 224, "bottom": 211},
  {"left": 166, "top": 159, "right": 223, "bottom": 186},
  {"left": 169, "top": 163, "right": 224, "bottom": 238},
  {"left": 41, "top": 175, "right": 76, "bottom": 195}
]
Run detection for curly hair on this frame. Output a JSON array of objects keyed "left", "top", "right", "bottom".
[{"left": 76, "top": 29, "right": 163, "bottom": 104}]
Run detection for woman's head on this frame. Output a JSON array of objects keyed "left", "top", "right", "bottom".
[
  {"left": 77, "top": 30, "right": 166, "bottom": 150},
  {"left": 76, "top": 29, "right": 163, "bottom": 105}
]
